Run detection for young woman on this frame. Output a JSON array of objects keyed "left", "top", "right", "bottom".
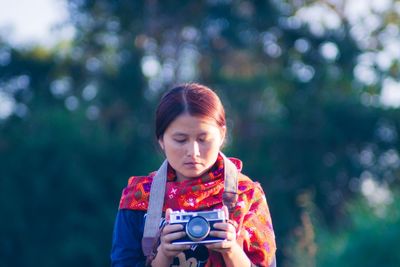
[{"left": 111, "top": 83, "right": 276, "bottom": 267}]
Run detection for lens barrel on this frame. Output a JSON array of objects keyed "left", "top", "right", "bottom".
[{"left": 186, "top": 216, "right": 210, "bottom": 241}]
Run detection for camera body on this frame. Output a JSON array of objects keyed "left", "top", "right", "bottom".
[{"left": 170, "top": 209, "right": 226, "bottom": 245}]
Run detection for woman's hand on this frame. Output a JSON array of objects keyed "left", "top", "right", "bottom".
[
  {"left": 153, "top": 208, "right": 191, "bottom": 264},
  {"left": 205, "top": 206, "right": 253, "bottom": 267},
  {"left": 205, "top": 206, "right": 238, "bottom": 255}
]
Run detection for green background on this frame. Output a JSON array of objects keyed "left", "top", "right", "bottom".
[{"left": 1, "top": 0, "right": 400, "bottom": 266}]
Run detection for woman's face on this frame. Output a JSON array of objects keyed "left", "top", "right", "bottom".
[{"left": 159, "top": 113, "right": 225, "bottom": 182}]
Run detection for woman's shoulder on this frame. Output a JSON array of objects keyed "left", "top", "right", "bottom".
[
  {"left": 229, "top": 156, "right": 265, "bottom": 193},
  {"left": 119, "top": 172, "right": 156, "bottom": 210},
  {"left": 238, "top": 173, "right": 263, "bottom": 190},
  {"left": 125, "top": 172, "right": 156, "bottom": 187},
  {"left": 237, "top": 171, "right": 267, "bottom": 203}
]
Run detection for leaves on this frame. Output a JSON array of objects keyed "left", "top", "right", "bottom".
[{"left": 1, "top": 0, "right": 400, "bottom": 266}]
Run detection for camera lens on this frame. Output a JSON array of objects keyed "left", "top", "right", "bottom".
[{"left": 186, "top": 216, "right": 210, "bottom": 241}]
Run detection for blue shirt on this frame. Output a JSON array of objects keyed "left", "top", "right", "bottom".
[
  {"left": 111, "top": 210, "right": 147, "bottom": 266},
  {"left": 111, "top": 210, "right": 210, "bottom": 267}
]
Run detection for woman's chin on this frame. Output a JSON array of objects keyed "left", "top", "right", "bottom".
[
  {"left": 185, "top": 170, "right": 204, "bottom": 178},
  {"left": 178, "top": 169, "right": 207, "bottom": 180}
]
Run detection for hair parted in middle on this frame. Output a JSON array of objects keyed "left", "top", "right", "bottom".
[{"left": 155, "top": 83, "right": 226, "bottom": 140}]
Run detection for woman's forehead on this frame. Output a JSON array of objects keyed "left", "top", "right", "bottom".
[{"left": 166, "top": 114, "right": 220, "bottom": 133}]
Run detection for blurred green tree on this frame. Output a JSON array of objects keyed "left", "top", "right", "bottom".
[
  {"left": 1, "top": 0, "right": 400, "bottom": 266},
  {"left": 286, "top": 191, "right": 400, "bottom": 267}
]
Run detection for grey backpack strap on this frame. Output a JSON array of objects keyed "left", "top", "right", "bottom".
[
  {"left": 220, "top": 152, "right": 239, "bottom": 212},
  {"left": 142, "top": 160, "right": 168, "bottom": 257}
]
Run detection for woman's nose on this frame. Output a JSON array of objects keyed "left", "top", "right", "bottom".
[{"left": 187, "top": 141, "right": 200, "bottom": 157}]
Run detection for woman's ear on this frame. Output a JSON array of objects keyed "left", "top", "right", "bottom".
[
  {"left": 158, "top": 138, "right": 165, "bottom": 151},
  {"left": 220, "top": 126, "right": 227, "bottom": 146}
]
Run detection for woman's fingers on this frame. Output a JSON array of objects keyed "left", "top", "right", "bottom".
[
  {"left": 212, "top": 221, "right": 236, "bottom": 232},
  {"left": 163, "top": 223, "right": 184, "bottom": 235},
  {"left": 162, "top": 229, "right": 186, "bottom": 243},
  {"left": 205, "top": 219, "right": 237, "bottom": 253},
  {"left": 209, "top": 222, "right": 236, "bottom": 240},
  {"left": 208, "top": 230, "right": 235, "bottom": 243},
  {"left": 159, "top": 223, "right": 190, "bottom": 257},
  {"left": 161, "top": 223, "right": 188, "bottom": 246}
]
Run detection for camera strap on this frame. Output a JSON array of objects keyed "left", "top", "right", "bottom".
[
  {"left": 141, "top": 152, "right": 238, "bottom": 257},
  {"left": 142, "top": 159, "right": 168, "bottom": 257}
]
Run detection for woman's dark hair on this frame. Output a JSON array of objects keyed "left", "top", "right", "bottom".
[{"left": 155, "top": 83, "right": 226, "bottom": 139}]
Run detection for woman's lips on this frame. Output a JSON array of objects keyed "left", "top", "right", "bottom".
[{"left": 184, "top": 162, "right": 202, "bottom": 167}]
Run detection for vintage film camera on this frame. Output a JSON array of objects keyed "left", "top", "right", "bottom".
[{"left": 170, "top": 209, "right": 226, "bottom": 245}]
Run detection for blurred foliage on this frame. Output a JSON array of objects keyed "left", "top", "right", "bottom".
[
  {"left": 286, "top": 191, "right": 400, "bottom": 267},
  {"left": 1, "top": 0, "right": 400, "bottom": 266}
]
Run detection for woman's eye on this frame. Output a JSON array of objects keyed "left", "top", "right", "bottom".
[
  {"left": 198, "top": 137, "right": 209, "bottom": 143},
  {"left": 174, "top": 139, "right": 186, "bottom": 143}
]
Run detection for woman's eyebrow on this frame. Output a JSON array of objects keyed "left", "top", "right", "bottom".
[
  {"left": 171, "top": 132, "right": 188, "bottom": 137},
  {"left": 171, "top": 132, "right": 208, "bottom": 137}
]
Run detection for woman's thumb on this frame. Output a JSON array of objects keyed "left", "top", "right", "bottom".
[{"left": 165, "top": 208, "right": 173, "bottom": 222}]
